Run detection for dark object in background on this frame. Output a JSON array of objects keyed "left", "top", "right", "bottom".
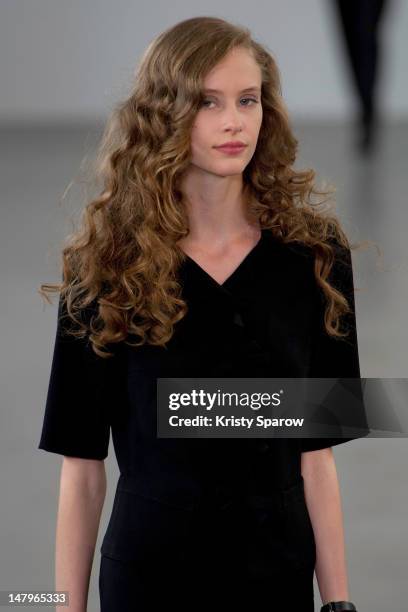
[{"left": 333, "top": 0, "right": 389, "bottom": 154}]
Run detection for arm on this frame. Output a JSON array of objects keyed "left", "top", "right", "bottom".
[
  {"left": 55, "top": 457, "right": 106, "bottom": 612},
  {"left": 301, "top": 448, "right": 350, "bottom": 606}
]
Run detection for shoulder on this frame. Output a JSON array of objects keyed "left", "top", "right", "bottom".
[
  {"left": 281, "top": 234, "right": 352, "bottom": 273},
  {"left": 274, "top": 234, "right": 354, "bottom": 296},
  {"left": 325, "top": 236, "right": 354, "bottom": 293}
]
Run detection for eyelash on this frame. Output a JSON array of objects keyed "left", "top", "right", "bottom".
[{"left": 201, "top": 97, "right": 259, "bottom": 108}]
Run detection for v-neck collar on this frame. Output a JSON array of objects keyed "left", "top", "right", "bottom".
[{"left": 181, "top": 228, "right": 266, "bottom": 289}]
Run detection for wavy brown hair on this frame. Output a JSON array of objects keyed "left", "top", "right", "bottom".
[{"left": 39, "top": 15, "right": 372, "bottom": 359}]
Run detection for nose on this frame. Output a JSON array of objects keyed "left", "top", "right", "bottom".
[{"left": 222, "top": 103, "right": 244, "bottom": 131}]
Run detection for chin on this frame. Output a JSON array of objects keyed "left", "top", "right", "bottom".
[{"left": 215, "top": 169, "right": 246, "bottom": 178}]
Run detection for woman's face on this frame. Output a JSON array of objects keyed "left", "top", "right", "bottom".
[{"left": 190, "top": 46, "right": 263, "bottom": 178}]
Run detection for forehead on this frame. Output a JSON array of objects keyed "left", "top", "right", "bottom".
[{"left": 202, "top": 48, "right": 262, "bottom": 93}]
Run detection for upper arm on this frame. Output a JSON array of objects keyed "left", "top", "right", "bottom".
[
  {"left": 300, "top": 241, "right": 369, "bottom": 454},
  {"left": 38, "top": 294, "right": 121, "bottom": 461}
]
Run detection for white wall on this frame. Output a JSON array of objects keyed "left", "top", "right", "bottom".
[{"left": 1, "top": 0, "right": 406, "bottom": 124}]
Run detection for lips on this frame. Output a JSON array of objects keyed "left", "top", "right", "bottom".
[
  {"left": 215, "top": 144, "right": 247, "bottom": 153},
  {"left": 215, "top": 142, "right": 247, "bottom": 149},
  {"left": 217, "top": 145, "right": 246, "bottom": 149}
]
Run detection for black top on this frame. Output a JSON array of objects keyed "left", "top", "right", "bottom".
[{"left": 38, "top": 229, "right": 366, "bottom": 497}]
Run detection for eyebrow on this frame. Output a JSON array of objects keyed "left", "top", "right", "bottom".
[{"left": 202, "top": 86, "right": 261, "bottom": 94}]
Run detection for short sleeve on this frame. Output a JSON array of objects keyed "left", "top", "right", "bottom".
[
  {"left": 38, "top": 294, "right": 120, "bottom": 460},
  {"left": 300, "top": 240, "right": 369, "bottom": 453}
]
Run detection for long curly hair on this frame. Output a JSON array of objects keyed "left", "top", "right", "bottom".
[{"left": 39, "top": 15, "right": 371, "bottom": 359}]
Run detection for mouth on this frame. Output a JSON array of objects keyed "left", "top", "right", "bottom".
[{"left": 214, "top": 144, "right": 247, "bottom": 154}]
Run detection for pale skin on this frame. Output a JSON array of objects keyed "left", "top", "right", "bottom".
[
  {"left": 301, "top": 448, "right": 350, "bottom": 604},
  {"left": 55, "top": 457, "right": 106, "bottom": 612},
  {"left": 55, "top": 45, "right": 349, "bottom": 609}
]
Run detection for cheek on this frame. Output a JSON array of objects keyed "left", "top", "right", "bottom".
[
  {"left": 253, "top": 110, "right": 263, "bottom": 132},
  {"left": 190, "top": 123, "right": 213, "bottom": 155},
  {"left": 249, "top": 121, "right": 262, "bottom": 147}
]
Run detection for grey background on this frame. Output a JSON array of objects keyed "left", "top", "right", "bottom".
[
  {"left": 1, "top": 0, "right": 408, "bottom": 122},
  {"left": 1, "top": 1, "right": 407, "bottom": 610}
]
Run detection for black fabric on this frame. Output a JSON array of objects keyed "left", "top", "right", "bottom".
[
  {"left": 38, "top": 230, "right": 367, "bottom": 462},
  {"left": 38, "top": 229, "right": 368, "bottom": 607},
  {"left": 98, "top": 478, "right": 316, "bottom": 611},
  {"left": 300, "top": 238, "right": 366, "bottom": 452},
  {"left": 37, "top": 296, "right": 122, "bottom": 460},
  {"left": 99, "top": 549, "right": 315, "bottom": 611},
  {"left": 333, "top": 0, "right": 388, "bottom": 124}
]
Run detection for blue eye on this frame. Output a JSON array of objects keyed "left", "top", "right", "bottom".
[
  {"left": 240, "top": 97, "right": 259, "bottom": 106},
  {"left": 201, "top": 97, "right": 259, "bottom": 108}
]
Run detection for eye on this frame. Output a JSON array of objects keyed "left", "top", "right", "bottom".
[
  {"left": 200, "top": 97, "right": 259, "bottom": 109},
  {"left": 201, "top": 99, "right": 215, "bottom": 108},
  {"left": 240, "top": 97, "right": 259, "bottom": 106}
]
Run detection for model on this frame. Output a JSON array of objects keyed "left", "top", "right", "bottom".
[{"left": 38, "top": 16, "right": 366, "bottom": 612}]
